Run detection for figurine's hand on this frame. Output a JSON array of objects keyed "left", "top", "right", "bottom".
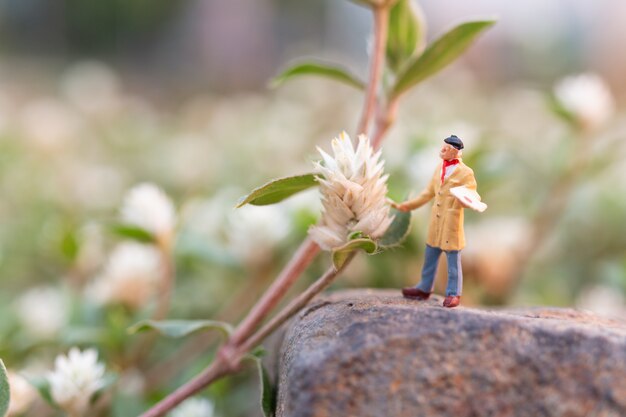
[{"left": 389, "top": 200, "right": 412, "bottom": 212}]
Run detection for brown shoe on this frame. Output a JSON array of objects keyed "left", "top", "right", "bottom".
[
  {"left": 443, "top": 295, "right": 461, "bottom": 308},
  {"left": 402, "top": 287, "right": 431, "bottom": 300}
]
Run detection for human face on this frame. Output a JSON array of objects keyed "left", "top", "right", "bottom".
[{"left": 439, "top": 143, "right": 459, "bottom": 161}]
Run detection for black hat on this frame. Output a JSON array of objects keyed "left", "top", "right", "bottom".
[{"left": 444, "top": 135, "right": 464, "bottom": 150}]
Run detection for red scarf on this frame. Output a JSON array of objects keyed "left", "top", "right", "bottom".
[{"left": 441, "top": 159, "right": 459, "bottom": 184}]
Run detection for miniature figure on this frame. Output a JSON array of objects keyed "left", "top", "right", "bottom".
[{"left": 391, "top": 135, "right": 486, "bottom": 308}]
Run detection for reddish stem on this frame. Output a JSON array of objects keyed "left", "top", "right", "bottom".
[
  {"left": 229, "top": 237, "right": 320, "bottom": 346},
  {"left": 356, "top": 5, "right": 390, "bottom": 136}
]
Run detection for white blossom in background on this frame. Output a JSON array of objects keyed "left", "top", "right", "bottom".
[
  {"left": 19, "top": 98, "right": 82, "bottom": 152},
  {"left": 7, "top": 371, "right": 36, "bottom": 416},
  {"left": 16, "top": 287, "right": 67, "bottom": 339},
  {"left": 226, "top": 204, "right": 290, "bottom": 265},
  {"left": 169, "top": 397, "right": 215, "bottom": 417},
  {"left": 121, "top": 183, "right": 176, "bottom": 244},
  {"left": 309, "top": 132, "right": 393, "bottom": 250},
  {"left": 464, "top": 217, "right": 531, "bottom": 296},
  {"left": 86, "top": 243, "right": 162, "bottom": 310},
  {"left": 47, "top": 348, "right": 106, "bottom": 417},
  {"left": 577, "top": 285, "right": 626, "bottom": 319},
  {"left": 554, "top": 73, "right": 615, "bottom": 131},
  {"left": 61, "top": 61, "right": 122, "bottom": 117}
]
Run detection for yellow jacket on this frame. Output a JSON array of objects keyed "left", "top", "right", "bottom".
[{"left": 405, "top": 160, "right": 478, "bottom": 251}]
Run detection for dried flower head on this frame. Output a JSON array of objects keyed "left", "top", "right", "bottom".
[
  {"left": 309, "top": 132, "right": 392, "bottom": 250},
  {"left": 86, "top": 243, "right": 162, "bottom": 310},
  {"left": 554, "top": 73, "right": 614, "bottom": 132},
  {"left": 170, "top": 397, "right": 215, "bottom": 417},
  {"left": 47, "top": 348, "right": 106, "bottom": 416},
  {"left": 121, "top": 183, "right": 176, "bottom": 245}
]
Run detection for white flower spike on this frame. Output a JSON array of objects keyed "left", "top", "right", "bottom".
[
  {"left": 47, "top": 348, "right": 107, "bottom": 417},
  {"left": 121, "top": 183, "right": 176, "bottom": 245},
  {"left": 309, "top": 132, "right": 393, "bottom": 250}
]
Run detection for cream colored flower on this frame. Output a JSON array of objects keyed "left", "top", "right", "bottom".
[
  {"left": 309, "top": 132, "right": 392, "bottom": 250},
  {"left": 86, "top": 243, "right": 162, "bottom": 310},
  {"left": 577, "top": 285, "right": 626, "bottom": 319},
  {"left": 16, "top": 287, "right": 67, "bottom": 339},
  {"left": 226, "top": 204, "right": 290, "bottom": 265},
  {"left": 554, "top": 73, "right": 614, "bottom": 131},
  {"left": 47, "top": 348, "right": 106, "bottom": 417},
  {"left": 7, "top": 371, "right": 36, "bottom": 416},
  {"left": 170, "top": 397, "right": 215, "bottom": 417},
  {"left": 121, "top": 183, "right": 176, "bottom": 244}
]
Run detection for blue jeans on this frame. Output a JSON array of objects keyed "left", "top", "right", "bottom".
[{"left": 415, "top": 244, "right": 463, "bottom": 296}]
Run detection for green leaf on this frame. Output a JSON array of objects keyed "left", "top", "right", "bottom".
[
  {"left": 60, "top": 229, "right": 80, "bottom": 261},
  {"left": 236, "top": 174, "right": 318, "bottom": 208},
  {"left": 111, "top": 224, "right": 156, "bottom": 244},
  {"left": 391, "top": 19, "right": 496, "bottom": 98},
  {"left": 379, "top": 209, "right": 412, "bottom": 248},
  {"left": 27, "top": 376, "right": 56, "bottom": 408},
  {"left": 386, "top": 0, "right": 426, "bottom": 73},
  {"left": 348, "top": 231, "right": 364, "bottom": 240},
  {"left": 259, "top": 361, "right": 276, "bottom": 417},
  {"left": 128, "top": 319, "right": 233, "bottom": 339},
  {"left": 242, "top": 352, "right": 276, "bottom": 417},
  {"left": 546, "top": 92, "right": 577, "bottom": 127},
  {"left": 331, "top": 237, "right": 377, "bottom": 270},
  {"left": 271, "top": 61, "right": 365, "bottom": 90},
  {"left": 0, "top": 360, "right": 9, "bottom": 417},
  {"left": 249, "top": 346, "right": 267, "bottom": 359}
]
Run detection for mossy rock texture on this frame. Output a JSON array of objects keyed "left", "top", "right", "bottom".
[{"left": 273, "top": 289, "right": 626, "bottom": 417}]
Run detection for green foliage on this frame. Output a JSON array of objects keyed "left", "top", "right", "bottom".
[
  {"left": 258, "top": 361, "right": 277, "bottom": 417},
  {"left": 332, "top": 237, "right": 377, "bottom": 270},
  {"left": 128, "top": 319, "right": 234, "bottom": 339},
  {"left": 111, "top": 224, "right": 156, "bottom": 244},
  {"left": 244, "top": 352, "right": 276, "bottom": 417},
  {"left": 236, "top": 174, "right": 318, "bottom": 207},
  {"left": 271, "top": 61, "right": 365, "bottom": 90},
  {"left": 27, "top": 377, "right": 56, "bottom": 408},
  {"left": 390, "top": 19, "right": 497, "bottom": 98},
  {"left": 546, "top": 93, "right": 577, "bottom": 127},
  {"left": 0, "top": 360, "right": 8, "bottom": 417},
  {"left": 386, "top": 0, "right": 426, "bottom": 73},
  {"left": 60, "top": 229, "right": 80, "bottom": 262},
  {"left": 379, "top": 209, "right": 412, "bottom": 248}
]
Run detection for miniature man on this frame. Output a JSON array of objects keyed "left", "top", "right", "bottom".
[{"left": 392, "top": 135, "right": 483, "bottom": 308}]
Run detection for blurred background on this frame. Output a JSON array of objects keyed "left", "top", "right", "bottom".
[{"left": 0, "top": 0, "right": 624, "bottom": 416}]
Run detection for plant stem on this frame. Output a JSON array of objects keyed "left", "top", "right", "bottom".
[
  {"left": 140, "top": 2, "right": 393, "bottom": 414},
  {"left": 239, "top": 255, "right": 354, "bottom": 354},
  {"left": 372, "top": 97, "right": 399, "bottom": 150},
  {"left": 507, "top": 132, "right": 591, "bottom": 299},
  {"left": 144, "top": 262, "right": 276, "bottom": 391},
  {"left": 356, "top": 5, "right": 389, "bottom": 136},
  {"left": 229, "top": 237, "right": 320, "bottom": 346},
  {"left": 139, "top": 359, "right": 231, "bottom": 417}
]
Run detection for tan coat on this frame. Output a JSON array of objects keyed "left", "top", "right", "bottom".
[{"left": 405, "top": 160, "right": 478, "bottom": 251}]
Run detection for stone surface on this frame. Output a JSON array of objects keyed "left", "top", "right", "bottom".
[{"left": 274, "top": 289, "right": 626, "bottom": 417}]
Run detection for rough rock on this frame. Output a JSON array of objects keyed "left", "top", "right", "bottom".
[{"left": 275, "top": 289, "right": 626, "bottom": 417}]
